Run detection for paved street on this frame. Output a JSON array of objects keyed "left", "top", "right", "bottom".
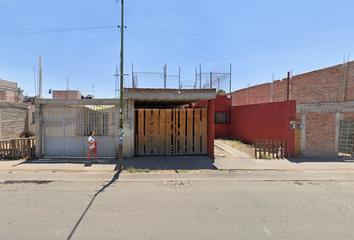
[{"left": 1, "top": 179, "right": 354, "bottom": 240}]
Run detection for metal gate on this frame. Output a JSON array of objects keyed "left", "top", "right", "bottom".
[
  {"left": 135, "top": 108, "right": 208, "bottom": 156},
  {"left": 43, "top": 105, "right": 115, "bottom": 157},
  {"left": 338, "top": 120, "right": 354, "bottom": 157}
]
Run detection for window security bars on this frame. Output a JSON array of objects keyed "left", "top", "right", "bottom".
[{"left": 214, "top": 112, "right": 229, "bottom": 124}]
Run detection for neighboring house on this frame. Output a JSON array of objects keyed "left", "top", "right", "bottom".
[
  {"left": 35, "top": 89, "right": 216, "bottom": 159},
  {"left": 52, "top": 90, "right": 82, "bottom": 99},
  {"left": 0, "top": 78, "right": 18, "bottom": 102},
  {"left": 0, "top": 102, "right": 29, "bottom": 140},
  {"left": 230, "top": 61, "right": 354, "bottom": 158}
]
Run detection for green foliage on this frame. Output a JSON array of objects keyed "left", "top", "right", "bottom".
[
  {"left": 126, "top": 167, "right": 150, "bottom": 173},
  {"left": 216, "top": 89, "right": 226, "bottom": 95},
  {"left": 232, "top": 140, "right": 244, "bottom": 145},
  {"left": 17, "top": 87, "right": 24, "bottom": 97},
  {"left": 259, "top": 154, "right": 272, "bottom": 159}
]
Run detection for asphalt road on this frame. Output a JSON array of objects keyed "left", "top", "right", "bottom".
[{"left": 1, "top": 179, "right": 354, "bottom": 240}]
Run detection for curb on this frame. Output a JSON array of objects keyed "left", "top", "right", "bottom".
[{"left": 1, "top": 170, "right": 354, "bottom": 183}]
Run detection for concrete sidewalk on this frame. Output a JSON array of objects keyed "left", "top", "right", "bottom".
[{"left": 1, "top": 140, "right": 354, "bottom": 182}]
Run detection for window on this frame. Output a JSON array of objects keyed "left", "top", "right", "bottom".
[
  {"left": 102, "top": 113, "right": 109, "bottom": 135},
  {"left": 32, "top": 112, "right": 35, "bottom": 124},
  {"left": 214, "top": 112, "right": 229, "bottom": 124}
]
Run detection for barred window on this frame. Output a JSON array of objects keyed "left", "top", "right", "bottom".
[
  {"left": 214, "top": 112, "right": 229, "bottom": 124},
  {"left": 102, "top": 113, "right": 109, "bottom": 135}
]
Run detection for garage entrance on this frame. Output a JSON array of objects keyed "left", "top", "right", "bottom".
[{"left": 135, "top": 108, "right": 208, "bottom": 156}]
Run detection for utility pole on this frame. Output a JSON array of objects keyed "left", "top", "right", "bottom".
[{"left": 118, "top": 0, "right": 124, "bottom": 171}]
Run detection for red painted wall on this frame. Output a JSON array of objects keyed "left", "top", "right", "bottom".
[
  {"left": 230, "top": 100, "right": 296, "bottom": 157},
  {"left": 194, "top": 96, "right": 296, "bottom": 157},
  {"left": 214, "top": 95, "right": 232, "bottom": 138}
]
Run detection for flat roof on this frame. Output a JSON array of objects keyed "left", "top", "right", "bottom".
[{"left": 124, "top": 88, "right": 216, "bottom": 106}]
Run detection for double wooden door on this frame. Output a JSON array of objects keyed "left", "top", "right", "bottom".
[{"left": 135, "top": 108, "right": 208, "bottom": 156}]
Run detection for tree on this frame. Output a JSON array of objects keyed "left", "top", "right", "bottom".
[
  {"left": 17, "top": 87, "right": 24, "bottom": 97},
  {"left": 216, "top": 89, "right": 226, "bottom": 95}
]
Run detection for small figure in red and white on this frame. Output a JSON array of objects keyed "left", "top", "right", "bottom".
[{"left": 87, "top": 131, "right": 99, "bottom": 163}]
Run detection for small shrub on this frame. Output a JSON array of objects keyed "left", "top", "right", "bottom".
[
  {"left": 259, "top": 154, "right": 272, "bottom": 160},
  {"left": 232, "top": 140, "right": 244, "bottom": 145},
  {"left": 126, "top": 167, "right": 150, "bottom": 173}
]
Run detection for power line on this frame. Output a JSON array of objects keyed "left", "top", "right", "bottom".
[
  {"left": 0, "top": 26, "right": 117, "bottom": 37},
  {"left": 129, "top": 26, "right": 353, "bottom": 52},
  {"left": 2, "top": 24, "right": 351, "bottom": 52},
  {"left": 128, "top": 28, "right": 270, "bottom": 79}
]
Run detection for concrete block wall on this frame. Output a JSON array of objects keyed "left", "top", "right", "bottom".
[
  {"left": 0, "top": 78, "right": 17, "bottom": 91},
  {"left": 27, "top": 104, "right": 35, "bottom": 136},
  {"left": 0, "top": 102, "right": 28, "bottom": 140}
]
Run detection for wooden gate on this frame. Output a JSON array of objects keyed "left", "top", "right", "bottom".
[{"left": 135, "top": 108, "right": 208, "bottom": 156}]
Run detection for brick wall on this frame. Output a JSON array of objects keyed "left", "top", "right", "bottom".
[
  {"left": 0, "top": 102, "right": 28, "bottom": 140},
  {"left": 0, "top": 90, "right": 17, "bottom": 102},
  {"left": 231, "top": 61, "right": 354, "bottom": 105},
  {"left": 305, "top": 112, "right": 336, "bottom": 157},
  {"left": 53, "top": 90, "right": 81, "bottom": 99},
  {"left": 344, "top": 61, "right": 354, "bottom": 101}
]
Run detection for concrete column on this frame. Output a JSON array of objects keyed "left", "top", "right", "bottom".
[
  {"left": 300, "top": 113, "right": 306, "bottom": 158},
  {"left": 335, "top": 112, "right": 342, "bottom": 154},
  {"left": 114, "top": 104, "right": 120, "bottom": 159},
  {"left": 208, "top": 100, "right": 214, "bottom": 158},
  {"left": 122, "top": 99, "right": 135, "bottom": 158},
  {"left": 35, "top": 104, "right": 43, "bottom": 158},
  {"left": 129, "top": 99, "right": 135, "bottom": 158}
]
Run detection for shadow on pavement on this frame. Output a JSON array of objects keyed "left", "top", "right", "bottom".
[
  {"left": 288, "top": 157, "right": 354, "bottom": 163},
  {"left": 11, "top": 157, "right": 117, "bottom": 167},
  {"left": 67, "top": 169, "right": 121, "bottom": 240},
  {"left": 10, "top": 156, "right": 217, "bottom": 170},
  {"left": 123, "top": 155, "right": 217, "bottom": 170}
]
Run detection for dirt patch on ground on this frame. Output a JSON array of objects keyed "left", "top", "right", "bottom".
[{"left": 217, "top": 138, "right": 255, "bottom": 158}]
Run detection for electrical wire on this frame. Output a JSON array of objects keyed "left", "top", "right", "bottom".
[
  {"left": 128, "top": 28, "right": 270, "bottom": 79},
  {"left": 0, "top": 26, "right": 117, "bottom": 37},
  {"left": 129, "top": 26, "right": 353, "bottom": 52}
]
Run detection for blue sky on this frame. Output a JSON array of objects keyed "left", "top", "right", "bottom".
[{"left": 1, "top": 0, "right": 353, "bottom": 98}]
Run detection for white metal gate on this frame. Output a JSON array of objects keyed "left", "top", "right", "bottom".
[{"left": 43, "top": 105, "right": 115, "bottom": 157}]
